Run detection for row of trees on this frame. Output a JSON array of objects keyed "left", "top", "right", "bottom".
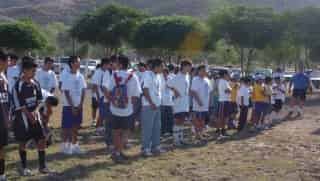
[{"left": 1, "top": 4, "right": 320, "bottom": 71}]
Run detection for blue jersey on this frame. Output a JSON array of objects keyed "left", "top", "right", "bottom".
[{"left": 291, "top": 73, "right": 310, "bottom": 90}]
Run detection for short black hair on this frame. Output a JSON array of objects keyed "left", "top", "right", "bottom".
[
  {"left": 241, "top": 76, "right": 251, "bottom": 84},
  {"left": 46, "top": 96, "right": 59, "bottom": 107},
  {"left": 146, "top": 59, "right": 154, "bottom": 67},
  {"left": 180, "top": 59, "right": 192, "bottom": 70},
  {"left": 101, "top": 57, "right": 110, "bottom": 66},
  {"left": 68, "top": 56, "right": 80, "bottom": 68},
  {"left": 197, "top": 65, "right": 206, "bottom": 72},
  {"left": 219, "top": 69, "right": 229, "bottom": 77},
  {"left": 118, "top": 55, "right": 130, "bottom": 69},
  {"left": 44, "top": 57, "right": 54, "bottom": 64},
  {"left": 167, "top": 64, "right": 175, "bottom": 72},
  {"left": 21, "top": 56, "right": 37, "bottom": 70},
  {"left": 0, "top": 51, "right": 7, "bottom": 62},
  {"left": 138, "top": 62, "right": 146, "bottom": 68},
  {"left": 9, "top": 53, "right": 18, "bottom": 61},
  {"left": 265, "top": 76, "right": 272, "bottom": 83},
  {"left": 150, "top": 59, "right": 163, "bottom": 70},
  {"left": 110, "top": 55, "right": 118, "bottom": 62}
]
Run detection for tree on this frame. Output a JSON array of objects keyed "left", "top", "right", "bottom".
[
  {"left": 208, "top": 6, "right": 283, "bottom": 73},
  {"left": 0, "top": 20, "right": 48, "bottom": 52},
  {"left": 71, "top": 4, "right": 147, "bottom": 55},
  {"left": 132, "top": 16, "right": 208, "bottom": 59}
]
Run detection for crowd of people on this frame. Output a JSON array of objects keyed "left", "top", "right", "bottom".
[{"left": 0, "top": 51, "right": 313, "bottom": 180}]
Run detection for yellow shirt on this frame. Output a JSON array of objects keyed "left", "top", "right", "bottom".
[
  {"left": 230, "top": 83, "right": 239, "bottom": 103},
  {"left": 252, "top": 83, "right": 268, "bottom": 102}
]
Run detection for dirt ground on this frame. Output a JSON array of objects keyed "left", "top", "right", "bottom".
[{"left": 3, "top": 93, "right": 320, "bottom": 181}]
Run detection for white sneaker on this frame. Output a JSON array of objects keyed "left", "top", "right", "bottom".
[
  {"left": 0, "top": 175, "right": 7, "bottom": 181},
  {"left": 142, "top": 149, "right": 153, "bottom": 157},
  {"left": 65, "top": 143, "right": 73, "bottom": 155},
  {"left": 71, "top": 144, "right": 84, "bottom": 154},
  {"left": 20, "top": 168, "right": 33, "bottom": 176}
]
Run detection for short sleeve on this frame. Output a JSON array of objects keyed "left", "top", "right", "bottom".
[
  {"left": 129, "top": 74, "right": 142, "bottom": 97},
  {"left": 61, "top": 77, "right": 70, "bottom": 91},
  {"left": 167, "top": 76, "right": 176, "bottom": 89},
  {"left": 102, "top": 72, "right": 111, "bottom": 90},
  {"left": 91, "top": 70, "right": 100, "bottom": 85},
  {"left": 143, "top": 75, "right": 152, "bottom": 89},
  {"left": 80, "top": 74, "right": 87, "bottom": 89},
  {"left": 191, "top": 78, "right": 199, "bottom": 91}
]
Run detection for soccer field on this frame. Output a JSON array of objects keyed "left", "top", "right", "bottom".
[{"left": 3, "top": 92, "right": 320, "bottom": 181}]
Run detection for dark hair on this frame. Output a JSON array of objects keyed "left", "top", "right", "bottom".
[
  {"left": 138, "top": 62, "right": 146, "bottom": 68},
  {"left": 146, "top": 59, "right": 154, "bottom": 67},
  {"left": 167, "top": 64, "right": 175, "bottom": 72},
  {"left": 110, "top": 55, "right": 118, "bottom": 62},
  {"left": 197, "top": 65, "right": 206, "bottom": 72},
  {"left": 46, "top": 96, "right": 59, "bottom": 107},
  {"left": 180, "top": 60, "right": 192, "bottom": 71},
  {"left": 265, "top": 76, "right": 272, "bottom": 83},
  {"left": 150, "top": 59, "right": 163, "bottom": 70},
  {"left": 101, "top": 58, "right": 110, "bottom": 66},
  {"left": 241, "top": 76, "right": 251, "bottom": 84},
  {"left": 0, "top": 52, "right": 7, "bottom": 62},
  {"left": 44, "top": 57, "right": 54, "bottom": 64},
  {"left": 96, "top": 64, "right": 101, "bottom": 69},
  {"left": 68, "top": 56, "right": 80, "bottom": 68},
  {"left": 21, "top": 56, "right": 37, "bottom": 70},
  {"left": 9, "top": 53, "right": 18, "bottom": 61},
  {"left": 118, "top": 55, "right": 130, "bottom": 69},
  {"left": 219, "top": 69, "right": 229, "bottom": 77}
]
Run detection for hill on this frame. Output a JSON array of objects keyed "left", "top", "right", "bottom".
[{"left": 0, "top": 0, "right": 320, "bottom": 24}]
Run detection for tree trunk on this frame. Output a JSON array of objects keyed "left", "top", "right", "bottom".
[
  {"left": 246, "top": 49, "right": 255, "bottom": 75},
  {"left": 240, "top": 47, "right": 244, "bottom": 76}
]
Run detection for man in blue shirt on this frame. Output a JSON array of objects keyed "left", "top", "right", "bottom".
[{"left": 288, "top": 64, "right": 312, "bottom": 118}]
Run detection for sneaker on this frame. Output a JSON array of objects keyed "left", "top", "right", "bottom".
[
  {"left": 0, "top": 175, "right": 7, "bottom": 181},
  {"left": 217, "top": 134, "right": 227, "bottom": 141},
  {"left": 20, "top": 168, "right": 33, "bottom": 176},
  {"left": 142, "top": 150, "right": 153, "bottom": 157},
  {"left": 26, "top": 140, "right": 36, "bottom": 150},
  {"left": 39, "top": 167, "right": 56, "bottom": 175},
  {"left": 91, "top": 120, "right": 97, "bottom": 127},
  {"left": 152, "top": 147, "right": 166, "bottom": 155},
  {"left": 71, "top": 144, "right": 84, "bottom": 154},
  {"left": 111, "top": 153, "right": 126, "bottom": 163}
]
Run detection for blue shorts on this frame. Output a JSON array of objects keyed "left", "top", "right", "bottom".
[
  {"left": 174, "top": 112, "right": 189, "bottom": 120},
  {"left": 192, "top": 111, "right": 209, "bottom": 120},
  {"left": 62, "top": 106, "right": 83, "bottom": 129},
  {"left": 254, "top": 102, "right": 270, "bottom": 118}
]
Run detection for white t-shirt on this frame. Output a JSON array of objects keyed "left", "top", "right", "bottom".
[
  {"left": 161, "top": 74, "right": 174, "bottom": 106},
  {"left": 167, "top": 72, "right": 190, "bottom": 113},
  {"left": 7, "top": 65, "right": 20, "bottom": 92},
  {"left": 136, "top": 71, "right": 145, "bottom": 86},
  {"left": 91, "top": 68, "right": 105, "bottom": 100},
  {"left": 218, "top": 79, "right": 231, "bottom": 102},
  {"left": 106, "top": 70, "right": 141, "bottom": 117},
  {"left": 101, "top": 70, "right": 111, "bottom": 103},
  {"left": 59, "top": 66, "right": 70, "bottom": 87},
  {"left": 61, "top": 72, "right": 87, "bottom": 107},
  {"left": 272, "top": 83, "right": 286, "bottom": 102},
  {"left": 191, "top": 76, "right": 212, "bottom": 112},
  {"left": 237, "top": 85, "right": 250, "bottom": 106},
  {"left": 35, "top": 68, "right": 57, "bottom": 92},
  {"left": 142, "top": 71, "right": 162, "bottom": 107}
]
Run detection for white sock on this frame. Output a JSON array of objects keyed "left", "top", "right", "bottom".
[{"left": 173, "top": 126, "right": 180, "bottom": 143}]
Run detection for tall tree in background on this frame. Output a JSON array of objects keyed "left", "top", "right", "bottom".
[{"left": 71, "top": 4, "right": 147, "bottom": 56}]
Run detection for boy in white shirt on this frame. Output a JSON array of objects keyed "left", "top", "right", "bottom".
[
  {"left": 167, "top": 60, "right": 192, "bottom": 146},
  {"left": 91, "top": 58, "right": 111, "bottom": 135},
  {"left": 106, "top": 56, "right": 141, "bottom": 163},
  {"left": 160, "top": 68, "right": 174, "bottom": 136},
  {"left": 61, "top": 56, "right": 86, "bottom": 155},
  {"left": 141, "top": 59, "right": 163, "bottom": 156},
  {"left": 190, "top": 65, "right": 212, "bottom": 141},
  {"left": 59, "top": 64, "right": 70, "bottom": 91},
  {"left": 217, "top": 70, "right": 232, "bottom": 139},
  {"left": 6, "top": 54, "right": 20, "bottom": 93},
  {"left": 237, "top": 77, "right": 251, "bottom": 132},
  {"left": 270, "top": 76, "right": 286, "bottom": 123},
  {"left": 35, "top": 57, "right": 57, "bottom": 93}
]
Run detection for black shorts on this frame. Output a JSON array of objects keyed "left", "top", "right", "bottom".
[
  {"left": 91, "top": 97, "right": 99, "bottom": 110},
  {"left": 229, "top": 102, "right": 239, "bottom": 115},
  {"left": 13, "top": 115, "right": 45, "bottom": 143},
  {"left": 292, "top": 89, "right": 307, "bottom": 101},
  {"left": 174, "top": 112, "right": 189, "bottom": 120},
  {"left": 111, "top": 114, "right": 130, "bottom": 130},
  {"left": 272, "top": 99, "right": 283, "bottom": 112},
  {"left": 192, "top": 111, "right": 209, "bottom": 120},
  {"left": 218, "top": 101, "right": 232, "bottom": 118},
  {"left": 0, "top": 122, "right": 8, "bottom": 149}
]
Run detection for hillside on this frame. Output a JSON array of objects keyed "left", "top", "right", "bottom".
[{"left": 0, "top": 0, "right": 320, "bottom": 24}]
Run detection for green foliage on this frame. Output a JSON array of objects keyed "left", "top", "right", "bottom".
[
  {"left": 132, "top": 16, "right": 208, "bottom": 56},
  {"left": 0, "top": 20, "right": 48, "bottom": 51},
  {"left": 71, "top": 4, "right": 148, "bottom": 49}
]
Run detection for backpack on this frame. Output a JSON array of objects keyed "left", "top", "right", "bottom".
[{"left": 111, "top": 72, "right": 133, "bottom": 109}]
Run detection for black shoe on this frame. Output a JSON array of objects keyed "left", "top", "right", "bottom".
[{"left": 111, "top": 153, "right": 125, "bottom": 163}]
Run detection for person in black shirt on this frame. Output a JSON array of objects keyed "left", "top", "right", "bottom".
[
  {"left": 0, "top": 52, "right": 9, "bottom": 181},
  {"left": 12, "top": 57, "right": 52, "bottom": 176}
]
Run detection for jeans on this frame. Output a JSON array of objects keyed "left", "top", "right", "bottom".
[
  {"left": 160, "top": 106, "right": 173, "bottom": 135},
  {"left": 141, "top": 106, "right": 161, "bottom": 152}
]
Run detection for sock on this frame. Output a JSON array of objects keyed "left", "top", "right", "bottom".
[
  {"left": 0, "top": 159, "right": 4, "bottom": 175},
  {"left": 173, "top": 126, "right": 180, "bottom": 143},
  {"left": 38, "top": 151, "right": 46, "bottom": 169},
  {"left": 19, "top": 150, "right": 27, "bottom": 169}
]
